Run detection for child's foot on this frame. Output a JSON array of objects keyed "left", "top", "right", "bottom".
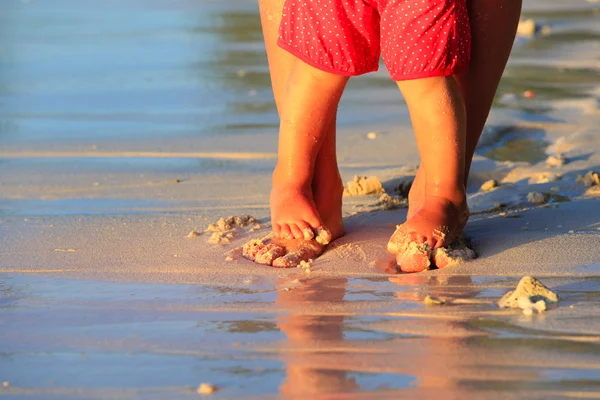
[
  {"left": 407, "top": 166, "right": 425, "bottom": 220},
  {"left": 388, "top": 188, "right": 469, "bottom": 273}
]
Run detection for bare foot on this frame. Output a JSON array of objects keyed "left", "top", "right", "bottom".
[
  {"left": 388, "top": 191, "right": 469, "bottom": 273},
  {"left": 243, "top": 166, "right": 344, "bottom": 268},
  {"left": 243, "top": 195, "right": 343, "bottom": 268},
  {"left": 407, "top": 166, "right": 425, "bottom": 220}
]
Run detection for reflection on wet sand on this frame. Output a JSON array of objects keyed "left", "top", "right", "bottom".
[
  {"left": 276, "top": 278, "right": 360, "bottom": 396},
  {"left": 269, "top": 275, "right": 600, "bottom": 398},
  {"left": 272, "top": 276, "right": 490, "bottom": 396}
]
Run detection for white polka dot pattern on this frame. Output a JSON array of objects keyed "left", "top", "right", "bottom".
[{"left": 277, "top": 0, "right": 471, "bottom": 81}]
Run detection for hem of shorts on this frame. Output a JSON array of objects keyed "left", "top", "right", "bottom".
[
  {"left": 277, "top": 39, "right": 378, "bottom": 77},
  {"left": 390, "top": 65, "right": 468, "bottom": 81}
]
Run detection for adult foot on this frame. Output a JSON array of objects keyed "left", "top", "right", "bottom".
[
  {"left": 388, "top": 190, "right": 469, "bottom": 273},
  {"left": 243, "top": 173, "right": 344, "bottom": 268},
  {"left": 243, "top": 204, "right": 343, "bottom": 268}
]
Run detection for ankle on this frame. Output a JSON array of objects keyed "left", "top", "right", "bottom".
[
  {"left": 272, "top": 164, "right": 313, "bottom": 191},
  {"left": 424, "top": 183, "right": 466, "bottom": 206}
]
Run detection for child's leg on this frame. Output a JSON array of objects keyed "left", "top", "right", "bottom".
[
  {"left": 245, "top": 0, "right": 346, "bottom": 267},
  {"left": 407, "top": 0, "right": 522, "bottom": 219},
  {"left": 388, "top": 76, "right": 469, "bottom": 272}
]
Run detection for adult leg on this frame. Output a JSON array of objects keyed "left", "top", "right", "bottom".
[{"left": 243, "top": 0, "right": 345, "bottom": 268}]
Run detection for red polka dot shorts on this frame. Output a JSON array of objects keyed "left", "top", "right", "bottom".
[{"left": 277, "top": 0, "right": 471, "bottom": 81}]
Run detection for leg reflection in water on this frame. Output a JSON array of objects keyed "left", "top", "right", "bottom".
[{"left": 275, "top": 278, "right": 359, "bottom": 397}]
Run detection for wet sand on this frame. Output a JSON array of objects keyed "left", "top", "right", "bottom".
[{"left": 2, "top": 0, "right": 600, "bottom": 398}]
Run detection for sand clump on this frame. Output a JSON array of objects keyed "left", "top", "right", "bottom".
[
  {"left": 531, "top": 172, "right": 560, "bottom": 184},
  {"left": 374, "top": 193, "right": 405, "bottom": 210},
  {"left": 197, "top": 383, "right": 218, "bottom": 394},
  {"left": 424, "top": 295, "right": 445, "bottom": 305},
  {"left": 388, "top": 231, "right": 476, "bottom": 273},
  {"left": 242, "top": 238, "right": 286, "bottom": 265},
  {"left": 432, "top": 242, "right": 477, "bottom": 269},
  {"left": 297, "top": 259, "right": 313, "bottom": 272},
  {"left": 517, "top": 19, "right": 537, "bottom": 36},
  {"left": 205, "top": 215, "right": 260, "bottom": 244},
  {"left": 527, "top": 192, "right": 548, "bottom": 205},
  {"left": 498, "top": 276, "right": 559, "bottom": 315},
  {"left": 314, "top": 227, "right": 333, "bottom": 245},
  {"left": 546, "top": 153, "right": 567, "bottom": 167},
  {"left": 344, "top": 176, "right": 385, "bottom": 196},
  {"left": 577, "top": 171, "right": 600, "bottom": 187},
  {"left": 517, "top": 18, "right": 551, "bottom": 37},
  {"left": 480, "top": 179, "right": 499, "bottom": 192}
]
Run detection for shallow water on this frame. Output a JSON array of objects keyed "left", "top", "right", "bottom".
[
  {"left": 2, "top": 274, "right": 600, "bottom": 399},
  {"left": 1, "top": 0, "right": 600, "bottom": 214},
  {"left": 0, "top": 0, "right": 401, "bottom": 152}
]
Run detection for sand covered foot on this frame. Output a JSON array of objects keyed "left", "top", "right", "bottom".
[
  {"left": 387, "top": 195, "right": 471, "bottom": 273},
  {"left": 242, "top": 234, "right": 329, "bottom": 268},
  {"left": 387, "top": 232, "right": 476, "bottom": 273},
  {"left": 432, "top": 236, "right": 477, "bottom": 269}
]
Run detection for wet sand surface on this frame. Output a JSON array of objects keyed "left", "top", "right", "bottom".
[
  {"left": 2, "top": 273, "right": 600, "bottom": 399},
  {"left": 2, "top": 0, "right": 600, "bottom": 398}
]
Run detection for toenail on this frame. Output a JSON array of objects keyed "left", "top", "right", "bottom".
[{"left": 303, "top": 228, "right": 313, "bottom": 240}]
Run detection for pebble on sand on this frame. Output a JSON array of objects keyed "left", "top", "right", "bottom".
[
  {"left": 187, "top": 231, "right": 201, "bottom": 238},
  {"left": 367, "top": 132, "right": 378, "bottom": 140},
  {"left": 498, "top": 276, "right": 559, "bottom": 315},
  {"left": 424, "top": 295, "right": 445, "bottom": 305},
  {"left": 527, "top": 192, "right": 548, "bottom": 205},
  {"left": 517, "top": 18, "right": 537, "bottom": 36},
  {"left": 197, "top": 383, "right": 218, "bottom": 394},
  {"left": 480, "top": 179, "right": 499, "bottom": 192}
]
